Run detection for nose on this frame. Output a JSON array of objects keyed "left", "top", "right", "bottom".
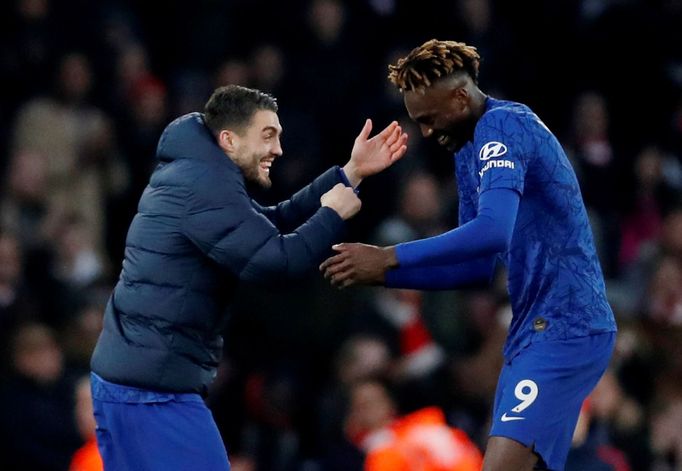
[
  {"left": 419, "top": 125, "right": 433, "bottom": 138},
  {"left": 272, "top": 138, "right": 283, "bottom": 157}
]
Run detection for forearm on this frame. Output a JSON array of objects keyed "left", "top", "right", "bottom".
[
  {"left": 239, "top": 207, "right": 345, "bottom": 282},
  {"left": 396, "top": 188, "right": 520, "bottom": 268},
  {"left": 385, "top": 256, "right": 497, "bottom": 290},
  {"left": 256, "top": 166, "right": 348, "bottom": 231}
]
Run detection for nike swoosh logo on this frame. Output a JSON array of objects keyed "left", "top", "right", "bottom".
[{"left": 501, "top": 413, "right": 525, "bottom": 422}]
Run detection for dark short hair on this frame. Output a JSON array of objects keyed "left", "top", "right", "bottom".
[{"left": 203, "top": 85, "right": 278, "bottom": 136}]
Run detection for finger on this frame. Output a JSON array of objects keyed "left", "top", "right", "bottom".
[
  {"left": 391, "top": 144, "right": 408, "bottom": 163},
  {"left": 357, "top": 119, "right": 372, "bottom": 141},
  {"left": 341, "top": 278, "right": 356, "bottom": 289},
  {"left": 384, "top": 124, "right": 402, "bottom": 142},
  {"left": 376, "top": 121, "right": 399, "bottom": 140},
  {"left": 324, "top": 259, "right": 352, "bottom": 278},
  {"left": 320, "top": 253, "right": 346, "bottom": 271},
  {"left": 388, "top": 131, "right": 407, "bottom": 153},
  {"left": 331, "top": 270, "right": 353, "bottom": 287},
  {"left": 391, "top": 133, "right": 408, "bottom": 158},
  {"left": 332, "top": 243, "right": 349, "bottom": 252},
  {"left": 382, "top": 127, "right": 402, "bottom": 150}
]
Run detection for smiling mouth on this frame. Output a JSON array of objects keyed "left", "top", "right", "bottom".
[
  {"left": 260, "top": 159, "right": 273, "bottom": 174},
  {"left": 437, "top": 134, "right": 451, "bottom": 147}
]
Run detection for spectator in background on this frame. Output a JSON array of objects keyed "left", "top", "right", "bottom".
[
  {"left": 623, "top": 207, "right": 682, "bottom": 316},
  {"left": 565, "top": 397, "right": 631, "bottom": 471},
  {"left": 52, "top": 214, "right": 105, "bottom": 289},
  {"left": 344, "top": 379, "right": 483, "bottom": 471},
  {"left": 1, "top": 153, "right": 86, "bottom": 328},
  {"left": 619, "top": 145, "right": 679, "bottom": 269},
  {"left": 316, "top": 335, "right": 394, "bottom": 470},
  {"left": 587, "top": 370, "right": 650, "bottom": 469},
  {"left": 566, "top": 91, "right": 620, "bottom": 275},
  {"left": 11, "top": 52, "right": 128, "bottom": 265},
  {"left": 0, "top": 322, "right": 81, "bottom": 471},
  {"left": 374, "top": 171, "right": 447, "bottom": 245},
  {"left": 0, "top": 229, "right": 39, "bottom": 348},
  {"left": 358, "top": 289, "right": 457, "bottom": 415},
  {"left": 0, "top": 0, "right": 56, "bottom": 110},
  {"left": 1, "top": 149, "right": 51, "bottom": 250},
  {"left": 647, "top": 256, "right": 682, "bottom": 325},
  {"left": 650, "top": 396, "right": 682, "bottom": 471},
  {"left": 69, "top": 376, "right": 103, "bottom": 471},
  {"left": 61, "top": 298, "right": 105, "bottom": 374},
  {"left": 110, "top": 70, "right": 169, "bottom": 257}
]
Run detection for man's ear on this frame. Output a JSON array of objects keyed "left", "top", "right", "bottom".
[
  {"left": 218, "top": 129, "right": 238, "bottom": 154},
  {"left": 453, "top": 86, "right": 469, "bottom": 112}
]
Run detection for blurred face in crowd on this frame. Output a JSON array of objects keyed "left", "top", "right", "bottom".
[
  {"left": 345, "top": 381, "right": 395, "bottom": 440},
  {"left": 59, "top": 53, "right": 92, "bottom": 103},
  {"left": 8, "top": 150, "right": 48, "bottom": 203},
  {"left": 400, "top": 173, "right": 441, "bottom": 227},
  {"left": 404, "top": 75, "right": 476, "bottom": 152},
  {"left": 337, "top": 336, "right": 391, "bottom": 385},
  {"left": 309, "top": 0, "right": 345, "bottom": 43},
  {"left": 220, "top": 110, "right": 283, "bottom": 188},
  {"left": 11, "top": 323, "right": 64, "bottom": 385}
]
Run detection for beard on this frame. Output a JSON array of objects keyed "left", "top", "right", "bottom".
[{"left": 240, "top": 153, "right": 272, "bottom": 189}]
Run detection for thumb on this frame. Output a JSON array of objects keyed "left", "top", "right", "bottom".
[{"left": 357, "top": 119, "right": 372, "bottom": 141}]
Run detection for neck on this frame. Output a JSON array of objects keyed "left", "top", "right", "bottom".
[{"left": 469, "top": 87, "right": 488, "bottom": 120}]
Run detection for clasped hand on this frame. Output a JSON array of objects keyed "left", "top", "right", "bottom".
[{"left": 319, "top": 243, "right": 397, "bottom": 289}]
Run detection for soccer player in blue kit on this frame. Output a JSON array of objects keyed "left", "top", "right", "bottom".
[{"left": 320, "top": 40, "right": 617, "bottom": 471}]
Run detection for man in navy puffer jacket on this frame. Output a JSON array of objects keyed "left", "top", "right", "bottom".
[{"left": 89, "top": 85, "right": 408, "bottom": 470}]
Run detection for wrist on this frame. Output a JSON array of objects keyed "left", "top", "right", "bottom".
[
  {"left": 383, "top": 246, "right": 399, "bottom": 270},
  {"left": 342, "top": 163, "right": 362, "bottom": 188}
]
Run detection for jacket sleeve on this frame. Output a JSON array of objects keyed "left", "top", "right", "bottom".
[
  {"left": 251, "top": 166, "right": 346, "bottom": 232},
  {"left": 182, "top": 169, "right": 346, "bottom": 283}
]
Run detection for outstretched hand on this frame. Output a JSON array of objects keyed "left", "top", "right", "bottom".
[
  {"left": 343, "top": 120, "right": 408, "bottom": 187},
  {"left": 319, "top": 243, "right": 398, "bottom": 289}
]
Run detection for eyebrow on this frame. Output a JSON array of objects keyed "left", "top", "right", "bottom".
[{"left": 262, "top": 125, "right": 282, "bottom": 135}]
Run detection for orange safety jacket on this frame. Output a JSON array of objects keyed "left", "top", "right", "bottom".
[
  {"left": 69, "top": 438, "right": 103, "bottom": 471},
  {"left": 364, "top": 407, "right": 483, "bottom": 471}
]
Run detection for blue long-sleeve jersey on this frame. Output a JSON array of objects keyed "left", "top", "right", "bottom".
[{"left": 387, "top": 98, "right": 616, "bottom": 360}]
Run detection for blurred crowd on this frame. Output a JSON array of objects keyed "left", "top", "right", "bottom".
[{"left": 0, "top": 0, "right": 681, "bottom": 470}]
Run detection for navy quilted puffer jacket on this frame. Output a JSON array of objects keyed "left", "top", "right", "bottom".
[{"left": 91, "top": 113, "right": 347, "bottom": 394}]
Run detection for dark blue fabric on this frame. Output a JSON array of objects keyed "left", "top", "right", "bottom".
[
  {"left": 395, "top": 188, "right": 520, "bottom": 267},
  {"left": 91, "top": 373, "right": 230, "bottom": 471},
  {"left": 91, "top": 112, "right": 348, "bottom": 393},
  {"left": 385, "top": 255, "right": 496, "bottom": 290}
]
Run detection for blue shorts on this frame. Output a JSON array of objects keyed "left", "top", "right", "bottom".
[
  {"left": 489, "top": 332, "right": 615, "bottom": 471},
  {"left": 91, "top": 373, "right": 230, "bottom": 471}
]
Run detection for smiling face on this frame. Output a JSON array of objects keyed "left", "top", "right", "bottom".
[
  {"left": 403, "top": 76, "right": 479, "bottom": 152},
  {"left": 219, "top": 109, "right": 283, "bottom": 188}
]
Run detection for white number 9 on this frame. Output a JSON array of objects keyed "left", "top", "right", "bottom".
[{"left": 511, "top": 379, "right": 538, "bottom": 413}]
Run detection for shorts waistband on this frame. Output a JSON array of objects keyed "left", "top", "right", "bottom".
[{"left": 90, "top": 372, "right": 203, "bottom": 404}]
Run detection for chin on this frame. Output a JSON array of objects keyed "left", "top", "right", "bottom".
[
  {"left": 448, "top": 142, "right": 463, "bottom": 153},
  {"left": 257, "top": 175, "right": 272, "bottom": 189}
]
